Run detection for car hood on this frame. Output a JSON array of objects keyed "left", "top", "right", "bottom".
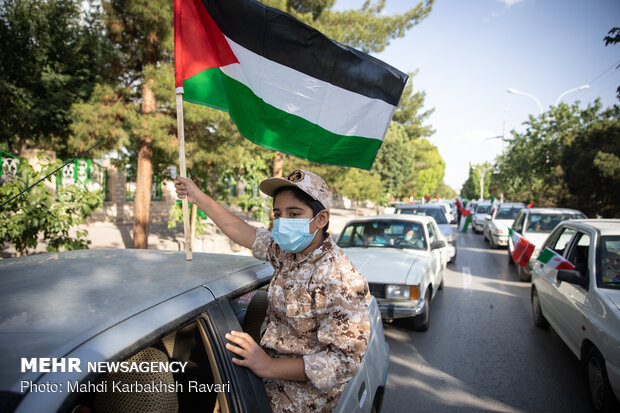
[
  {"left": 343, "top": 247, "right": 429, "bottom": 285},
  {"left": 491, "top": 219, "right": 513, "bottom": 229},
  {"left": 602, "top": 289, "right": 620, "bottom": 312},
  {"left": 437, "top": 223, "right": 455, "bottom": 238}
]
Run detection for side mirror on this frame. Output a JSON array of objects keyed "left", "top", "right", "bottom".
[
  {"left": 485, "top": 215, "right": 492, "bottom": 220},
  {"left": 431, "top": 240, "right": 446, "bottom": 250},
  {"left": 557, "top": 269, "right": 588, "bottom": 289}
]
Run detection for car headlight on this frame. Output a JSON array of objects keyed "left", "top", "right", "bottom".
[
  {"left": 386, "top": 284, "right": 420, "bottom": 300},
  {"left": 494, "top": 228, "right": 506, "bottom": 235}
]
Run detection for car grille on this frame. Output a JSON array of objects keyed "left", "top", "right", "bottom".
[{"left": 368, "top": 283, "right": 386, "bottom": 299}]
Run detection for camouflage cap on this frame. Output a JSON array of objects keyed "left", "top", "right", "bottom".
[{"left": 260, "top": 169, "right": 331, "bottom": 210}]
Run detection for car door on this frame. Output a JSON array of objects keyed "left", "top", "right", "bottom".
[
  {"left": 552, "top": 231, "right": 591, "bottom": 355},
  {"left": 199, "top": 299, "right": 272, "bottom": 413},
  {"left": 426, "top": 222, "right": 442, "bottom": 289},
  {"left": 509, "top": 211, "right": 526, "bottom": 256}
]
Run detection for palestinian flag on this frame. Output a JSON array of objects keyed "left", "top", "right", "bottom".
[
  {"left": 174, "top": 0, "right": 408, "bottom": 169},
  {"left": 537, "top": 248, "right": 575, "bottom": 270},
  {"left": 458, "top": 207, "right": 471, "bottom": 232},
  {"left": 509, "top": 228, "right": 535, "bottom": 266}
]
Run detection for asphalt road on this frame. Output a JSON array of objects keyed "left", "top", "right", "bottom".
[{"left": 381, "top": 229, "right": 594, "bottom": 413}]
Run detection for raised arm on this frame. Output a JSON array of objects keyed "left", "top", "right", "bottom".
[{"left": 175, "top": 177, "right": 257, "bottom": 249}]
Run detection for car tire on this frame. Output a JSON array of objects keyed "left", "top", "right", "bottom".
[
  {"left": 489, "top": 236, "right": 496, "bottom": 249},
  {"left": 438, "top": 275, "right": 445, "bottom": 290},
  {"left": 585, "top": 346, "right": 619, "bottom": 412},
  {"left": 410, "top": 289, "right": 431, "bottom": 331},
  {"left": 517, "top": 264, "right": 531, "bottom": 282},
  {"left": 448, "top": 249, "right": 457, "bottom": 264},
  {"left": 531, "top": 288, "right": 549, "bottom": 328}
]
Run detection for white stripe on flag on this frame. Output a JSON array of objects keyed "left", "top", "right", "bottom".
[{"left": 222, "top": 36, "right": 395, "bottom": 140}]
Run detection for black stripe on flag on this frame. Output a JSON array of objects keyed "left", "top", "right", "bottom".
[{"left": 202, "top": 0, "right": 408, "bottom": 107}]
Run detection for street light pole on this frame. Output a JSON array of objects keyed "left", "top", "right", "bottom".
[
  {"left": 507, "top": 84, "right": 590, "bottom": 114},
  {"left": 554, "top": 84, "right": 589, "bottom": 106},
  {"left": 507, "top": 88, "right": 544, "bottom": 114}
]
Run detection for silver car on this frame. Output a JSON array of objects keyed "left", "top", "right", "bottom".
[
  {"left": 483, "top": 202, "right": 526, "bottom": 248},
  {"left": 0, "top": 249, "right": 388, "bottom": 413},
  {"left": 531, "top": 220, "right": 620, "bottom": 411}
]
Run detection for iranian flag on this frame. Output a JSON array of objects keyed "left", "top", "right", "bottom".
[
  {"left": 174, "top": 0, "right": 408, "bottom": 169},
  {"left": 537, "top": 248, "right": 576, "bottom": 270},
  {"left": 509, "top": 228, "right": 535, "bottom": 266}
]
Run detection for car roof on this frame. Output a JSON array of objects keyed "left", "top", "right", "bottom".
[
  {"left": 0, "top": 249, "right": 267, "bottom": 389},
  {"left": 563, "top": 219, "right": 620, "bottom": 236},
  {"left": 344, "top": 214, "right": 437, "bottom": 225},
  {"left": 396, "top": 204, "right": 443, "bottom": 210},
  {"left": 498, "top": 202, "right": 526, "bottom": 208},
  {"left": 522, "top": 208, "right": 584, "bottom": 214}
]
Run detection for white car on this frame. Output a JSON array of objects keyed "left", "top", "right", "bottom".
[
  {"left": 531, "top": 219, "right": 620, "bottom": 411},
  {"left": 395, "top": 204, "right": 456, "bottom": 263},
  {"left": 471, "top": 202, "right": 492, "bottom": 233},
  {"left": 509, "top": 208, "right": 586, "bottom": 281},
  {"left": 483, "top": 202, "right": 526, "bottom": 248},
  {"left": 336, "top": 215, "right": 447, "bottom": 331}
]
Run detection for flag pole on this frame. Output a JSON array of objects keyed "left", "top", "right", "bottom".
[{"left": 176, "top": 87, "right": 192, "bottom": 260}]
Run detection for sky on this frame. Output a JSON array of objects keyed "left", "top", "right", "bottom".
[{"left": 334, "top": 0, "right": 620, "bottom": 191}]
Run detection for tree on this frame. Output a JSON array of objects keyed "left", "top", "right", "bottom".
[
  {"left": 0, "top": 0, "right": 108, "bottom": 158},
  {"left": 405, "top": 138, "right": 445, "bottom": 199},
  {"left": 604, "top": 27, "right": 620, "bottom": 99},
  {"left": 492, "top": 100, "right": 619, "bottom": 215},
  {"left": 333, "top": 168, "right": 384, "bottom": 215},
  {"left": 0, "top": 160, "right": 103, "bottom": 256}
]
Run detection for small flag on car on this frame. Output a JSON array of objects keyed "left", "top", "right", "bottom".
[
  {"left": 509, "top": 228, "right": 535, "bottom": 266},
  {"left": 536, "top": 248, "right": 575, "bottom": 270}
]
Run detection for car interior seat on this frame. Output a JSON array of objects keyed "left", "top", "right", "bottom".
[
  {"left": 92, "top": 347, "right": 179, "bottom": 413},
  {"left": 242, "top": 289, "right": 269, "bottom": 344}
]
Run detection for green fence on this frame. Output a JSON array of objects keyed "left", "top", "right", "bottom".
[{"left": 57, "top": 158, "right": 108, "bottom": 200}]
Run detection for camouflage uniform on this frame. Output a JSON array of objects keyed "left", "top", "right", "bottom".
[{"left": 252, "top": 228, "right": 370, "bottom": 413}]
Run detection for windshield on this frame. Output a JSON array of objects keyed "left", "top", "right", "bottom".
[
  {"left": 598, "top": 236, "right": 620, "bottom": 290},
  {"left": 496, "top": 207, "right": 523, "bottom": 220},
  {"left": 476, "top": 205, "right": 491, "bottom": 214},
  {"left": 525, "top": 213, "right": 586, "bottom": 233},
  {"left": 337, "top": 220, "right": 427, "bottom": 250},
  {"left": 396, "top": 207, "right": 448, "bottom": 224}
]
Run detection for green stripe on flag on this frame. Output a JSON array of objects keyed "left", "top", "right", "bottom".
[
  {"left": 183, "top": 67, "right": 383, "bottom": 169},
  {"left": 537, "top": 248, "right": 555, "bottom": 264}
]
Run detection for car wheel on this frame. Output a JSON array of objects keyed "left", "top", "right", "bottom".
[
  {"left": 489, "top": 236, "right": 496, "bottom": 249},
  {"left": 531, "top": 288, "right": 549, "bottom": 328},
  {"left": 448, "top": 249, "right": 457, "bottom": 264},
  {"left": 438, "top": 275, "right": 445, "bottom": 290},
  {"left": 517, "top": 264, "right": 531, "bottom": 282},
  {"left": 410, "top": 289, "right": 431, "bottom": 331},
  {"left": 508, "top": 249, "right": 515, "bottom": 266},
  {"left": 585, "top": 347, "right": 618, "bottom": 412}
]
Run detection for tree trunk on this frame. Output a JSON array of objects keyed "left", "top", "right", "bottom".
[
  {"left": 273, "top": 151, "right": 283, "bottom": 178},
  {"left": 133, "top": 81, "right": 155, "bottom": 249}
]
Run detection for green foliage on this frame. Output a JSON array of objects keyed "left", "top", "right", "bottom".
[
  {"left": 405, "top": 138, "right": 445, "bottom": 199},
  {"left": 0, "top": 160, "right": 103, "bottom": 256},
  {"left": 333, "top": 168, "right": 384, "bottom": 206},
  {"left": 0, "top": 0, "right": 109, "bottom": 158},
  {"left": 461, "top": 162, "right": 492, "bottom": 200},
  {"left": 492, "top": 100, "right": 620, "bottom": 217}
]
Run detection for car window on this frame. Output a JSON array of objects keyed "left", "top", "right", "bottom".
[
  {"left": 397, "top": 207, "right": 447, "bottom": 224},
  {"left": 427, "top": 223, "right": 438, "bottom": 243},
  {"left": 476, "top": 205, "right": 491, "bottom": 214},
  {"left": 496, "top": 207, "right": 522, "bottom": 220},
  {"left": 525, "top": 213, "right": 585, "bottom": 233},
  {"left": 598, "top": 236, "right": 620, "bottom": 289},
  {"left": 338, "top": 220, "right": 427, "bottom": 250},
  {"left": 566, "top": 232, "right": 590, "bottom": 276},
  {"left": 548, "top": 227, "right": 577, "bottom": 256},
  {"left": 72, "top": 320, "right": 225, "bottom": 413},
  {"left": 513, "top": 212, "right": 525, "bottom": 233}
]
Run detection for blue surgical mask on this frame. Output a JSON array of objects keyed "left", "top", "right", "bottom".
[{"left": 272, "top": 216, "right": 319, "bottom": 253}]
